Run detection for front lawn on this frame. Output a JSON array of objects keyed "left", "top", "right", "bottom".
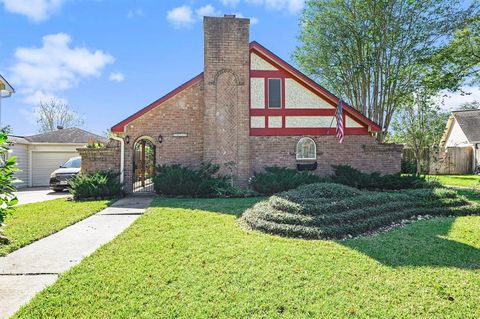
[
  {"left": 429, "top": 174, "right": 480, "bottom": 188},
  {"left": 14, "top": 197, "right": 480, "bottom": 318},
  {"left": 0, "top": 198, "right": 111, "bottom": 256}
]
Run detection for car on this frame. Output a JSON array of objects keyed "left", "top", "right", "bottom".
[{"left": 49, "top": 156, "right": 81, "bottom": 192}]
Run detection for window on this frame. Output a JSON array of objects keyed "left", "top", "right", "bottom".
[
  {"left": 296, "top": 137, "right": 316, "bottom": 160},
  {"left": 268, "top": 78, "right": 281, "bottom": 108}
]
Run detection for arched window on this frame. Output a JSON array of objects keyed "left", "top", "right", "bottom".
[{"left": 296, "top": 137, "right": 316, "bottom": 160}]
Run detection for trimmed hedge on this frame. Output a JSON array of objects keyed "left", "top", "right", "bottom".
[
  {"left": 249, "top": 166, "right": 322, "bottom": 195},
  {"left": 69, "top": 171, "right": 123, "bottom": 199},
  {"left": 241, "top": 183, "right": 480, "bottom": 239},
  {"left": 153, "top": 162, "right": 250, "bottom": 197}
]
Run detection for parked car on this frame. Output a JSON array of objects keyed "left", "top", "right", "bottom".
[{"left": 49, "top": 156, "right": 81, "bottom": 192}]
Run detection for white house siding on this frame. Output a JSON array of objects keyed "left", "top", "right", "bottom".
[
  {"left": 9, "top": 143, "right": 29, "bottom": 188},
  {"left": 250, "top": 116, "right": 265, "bottom": 128},
  {"left": 286, "top": 116, "right": 337, "bottom": 128},
  {"left": 250, "top": 52, "right": 278, "bottom": 70},
  {"left": 284, "top": 79, "right": 334, "bottom": 109},
  {"left": 250, "top": 78, "right": 265, "bottom": 108},
  {"left": 445, "top": 120, "right": 470, "bottom": 147},
  {"left": 346, "top": 116, "right": 364, "bottom": 128}
]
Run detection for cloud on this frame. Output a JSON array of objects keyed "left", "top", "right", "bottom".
[
  {"left": 222, "top": 0, "right": 304, "bottom": 14},
  {"left": 196, "top": 4, "right": 220, "bottom": 18},
  {"left": 109, "top": 72, "right": 125, "bottom": 82},
  {"left": 18, "top": 108, "right": 38, "bottom": 125},
  {"left": 9, "top": 33, "right": 114, "bottom": 105},
  {"left": 0, "top": 0, "right": 66, "bottom": 22},
  {"left": 167, "top": 5, "right": 195, "bottom": 28},
  {"left": 441, "top": 86, "right": 480, "bottom": 110},
  {"left": 127, "top": 8, "right": 144, "bottom": 18}
]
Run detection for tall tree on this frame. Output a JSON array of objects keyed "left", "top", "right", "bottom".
[
  {"left": 390, "top": 91, "right": 449, "bottom": 174},
  {"left": 35, "top": 98, "right": 84, "bottom": 133},
  {"left": 456, "top": 101, "right": 480, "bottom": 111},
  {"left": 294, "top": 0, "right": 478, "bottom": 141}
]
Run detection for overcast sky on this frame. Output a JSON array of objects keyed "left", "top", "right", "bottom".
[{"left": 0, "top": 0, "right": 477, "bottom": 136}]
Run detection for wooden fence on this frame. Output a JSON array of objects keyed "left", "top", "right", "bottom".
[{"left": 402, "top": 146, "right": 473, "bottom": 175}]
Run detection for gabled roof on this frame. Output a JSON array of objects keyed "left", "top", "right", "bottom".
[
  {"left": 17, "top": 128, "right": 106, "bottom": 144},
  {"left": 452, "top": 109, "right": 480, "bottom": 142},
  {"left": 0, "top": 74, "right": 15, "bottom": 93},
  {"left": 111, "top": 41, "right": 381, "bottom": 133}
]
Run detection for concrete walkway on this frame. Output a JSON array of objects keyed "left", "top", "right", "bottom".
[{"left": 0, "top": 196, "right": 153, "bottom": 319}]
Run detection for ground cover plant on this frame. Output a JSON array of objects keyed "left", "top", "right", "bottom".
[
  {"left": 0, "top": 198, "right": 110, "bottom": 256},
  {"left": 242, "top": 183, "right": 480, "bottom": 239},
  {"left": 69, "top": 171, "right": 123, "bottom": 199},
  {"left": 13, "top": 197, "right": 480, "bottom": 318}
]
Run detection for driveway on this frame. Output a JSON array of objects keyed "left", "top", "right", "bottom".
[{"left": 13, "top": 187, "right": 70, "bottom": 206}]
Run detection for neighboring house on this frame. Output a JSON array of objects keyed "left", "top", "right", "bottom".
[
  {"left": 440, "top": 109, "right": 480, "bottom": 172},
  {"left": 8, "top": 128, "right": 106, "bottom": 188},
  {"left": 81, "top": 15, "right": 402, "bottom": 193}
]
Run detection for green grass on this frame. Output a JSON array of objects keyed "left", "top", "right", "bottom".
[
  {"left": 429, "top": 174, "right": 480, "bottom": 188},
  {"left": 0, "top": 198, "right": 111, "bottom": 256},
  {"left": 14, "top": 197, "right": 480, "bottom": 318}
]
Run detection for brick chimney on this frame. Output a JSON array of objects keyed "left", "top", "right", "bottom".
[{"left": 203, "top": 15, "right": 251, "bottom": 185}]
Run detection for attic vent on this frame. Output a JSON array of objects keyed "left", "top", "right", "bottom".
[{"left": 224, "top": 14, "right": 236, "bottom": 18}]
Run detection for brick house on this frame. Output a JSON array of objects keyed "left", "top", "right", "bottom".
[{"left": 80, "top": 15, "right": 402, "bottom": 193}]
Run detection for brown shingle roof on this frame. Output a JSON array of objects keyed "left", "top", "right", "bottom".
[
  {"left": 23, "top": 128, "right": 107, "bottom": 144},
  {"left": 452, "top": 109, "right": 480, "bottom": 142}
]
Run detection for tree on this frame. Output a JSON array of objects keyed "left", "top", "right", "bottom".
[
  {"left": 456, "top": 101, "right": 480, "bottom": 111},
  {"left": 35, "top": 98, "right": 84, "bottom": 133},
  {"left": 0, "top": 132, "right": 18, "bottom": 244},
  {"left": 390, "top": 92, "right": 449, "bottom": 174},
  {"left": 294, "top": 0, "right": 478, "bottom": 141}
]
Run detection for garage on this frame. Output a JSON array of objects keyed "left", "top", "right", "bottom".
[{"left": 31, "top": 152, "right": 78, "bottom": 186}]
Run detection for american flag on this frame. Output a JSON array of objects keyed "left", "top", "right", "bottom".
[{"left": 336, "top": 99, "right": 344, "bottom": 143}]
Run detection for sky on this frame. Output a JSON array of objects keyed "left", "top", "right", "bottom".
[{"left": 0, "top": 0, "right": 478, "bottom": 136}]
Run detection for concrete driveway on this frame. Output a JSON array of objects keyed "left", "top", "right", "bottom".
[{"left": 13, "top": 187, "right": 70, "bottom": 206}]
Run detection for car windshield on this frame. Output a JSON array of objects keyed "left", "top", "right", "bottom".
[{"left": 61, "top": 157, "right": 81, "bottom": 168}]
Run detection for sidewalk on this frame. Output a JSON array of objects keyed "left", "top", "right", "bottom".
[{"left": 0, "top": 196, "right": 153, "bottom": 319}]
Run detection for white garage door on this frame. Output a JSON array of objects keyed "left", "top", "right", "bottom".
[{"left": 32, "top": 152, "right": 78, "bottom": 186}]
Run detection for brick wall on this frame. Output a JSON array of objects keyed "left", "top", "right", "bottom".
[
  {"left": 250, "top": 135, "right": 402, "bottom": 175},
  {"left": 203, "top": 16, "right": 251, "bottom": 185},
  {"left": 78, "top": 140, "right": 121, "bottom": 174},
  {"left": 120, "top": 80, "right": 205, "bottom": 193}
]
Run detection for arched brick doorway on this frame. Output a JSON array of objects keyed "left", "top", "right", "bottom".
[{"left": 133, "top": 137, "right": 156, "bottom": 193}]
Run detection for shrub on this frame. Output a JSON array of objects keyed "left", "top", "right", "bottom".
[
  {"left": 241, "top": 182, "right": 480, "bottom": 239},
  {"left": 249, "top": 166, "right": 323, "bottom": 195},
  {"left": 331, "top": 165, "right": 439, "bottom": 190},
  {"left": 0, "top": 132, "right": 18, "bottom": 244},
  {"left": 153, "top": 162, "right": 245, "bottom": 197},
  {"left": 401, "top": 159, "right": 417, "bottom": 174},
  {"left": 69, "top": 171, "right": 123, "bottom": 199}
]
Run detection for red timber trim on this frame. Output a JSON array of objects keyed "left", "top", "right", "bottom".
[
  {"left": 251, "top": 127, "right": 369, "bottom": 136},
  {"left": 249, "top": 41, "right": 382, "bottom": 133},
  {"left": 111, "top": 73, "right": 204, "bottom": 133}
]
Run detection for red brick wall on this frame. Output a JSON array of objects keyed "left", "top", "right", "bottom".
[
  {"left": 78, "top": 140, "right": 121, "bottom": 174},
  {"left": 120, "top": 80, "right": 205, "bottom": 193},
  {"left": 250, "top": 135, "right": 402, "bottom": 175},
  {"left": 203, "top": 16, "right": 251, "bottom": 185}
]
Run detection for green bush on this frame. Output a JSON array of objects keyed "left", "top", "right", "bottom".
[
  {"left": 69, "top": 171, "right": 123, "bottom": 199},
  {"left": 249, "top": 166, "right": 323, "bottom": 195},
  {"left": 331, "top": 165, "right": 439, "bottom": 190},
  {"left": 242, "top": 183, "right": 480, "bottom": 239},
  {"left": 153, "top": 162, "right": 245, "bottom": 197},
  {"left": 401, "top": 159, "right": 417, "bottom": 174}
]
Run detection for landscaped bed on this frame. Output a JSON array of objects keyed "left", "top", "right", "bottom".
[
  {"left": 0, "top": 198, "right": 111, "bottom": 256},
  {"left": 13, "top": 197, "right": 480, "bottom": 318},
  {"left": 241, "top": 183, "right": 480, "bottom": 239}
]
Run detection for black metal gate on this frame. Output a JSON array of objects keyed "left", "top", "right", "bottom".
[{"left": 133, "top": 139, "right": 155, "bottom": 193}]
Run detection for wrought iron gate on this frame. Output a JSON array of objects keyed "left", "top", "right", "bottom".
[{"left": 133, "top": 139, "right": 155, "bottom": 193}]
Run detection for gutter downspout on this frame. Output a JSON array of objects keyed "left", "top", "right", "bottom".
[{"left": 110, "top": 135, "right": 125, "bottom": 184}]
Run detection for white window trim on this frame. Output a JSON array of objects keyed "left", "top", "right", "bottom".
[
  {"left": 296, "top": 137, "right": 317, "bottom": 160},
  {"left": 267, "top": 78, "right": 282, "bottom": 109}
]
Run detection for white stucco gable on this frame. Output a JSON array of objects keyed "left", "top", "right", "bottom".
[{"left": 445, "top": 119, "right": 471, "bottom": 147}]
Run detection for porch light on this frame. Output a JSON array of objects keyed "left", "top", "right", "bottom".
[
  {"left": 158, "top": 135, "right": 163, "bottom": 143},
  {"left": 125, "top": 135, "right": 130, "bottom": 144}
]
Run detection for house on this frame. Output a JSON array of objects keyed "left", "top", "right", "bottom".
[
  {"left": 8, "top": 127, "right": 106, "bottom": 188},
  {"left": 440, "top": 109, "right": 480, "bottom": 172},
  {"left": 80, "top": 15, "right": 402, "bottom": 193}
]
